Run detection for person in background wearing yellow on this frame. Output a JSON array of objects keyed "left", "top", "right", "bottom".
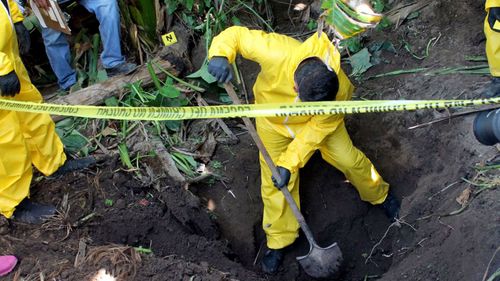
[
  {"left": 0, "top": 0, "right": 93, "bottom": 224},
  {"left": 207, "top": 26, "right": 400, "bottom": 274},
  {"left": 484, "top": 0, "right": 500, "bottom": 97}
]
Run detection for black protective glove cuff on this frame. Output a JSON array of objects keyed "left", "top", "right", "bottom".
[
  {"left": 488, "top": 7, "right": 500, "bottom": 32},
  {"left": 14, "top": 22, "right": 31, "bottom": 55},
  {"left": 207, "top": 56, "right": 233, "bottom": 83},
  {"left": 0, "top": 71, "right": 21, "bottom": 97},
  {"left": 271, "top": 166, "right": 291, "bottom": 190}
]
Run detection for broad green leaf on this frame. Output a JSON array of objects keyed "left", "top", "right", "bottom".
[
  {"left": 341, "top": 36, "right": 363, "bottom": 53},
  {"left": 349, "top": 48, "right": 373, "bottom": 77},
  {"left": 159, "top": 84, "right": 181, "bottom": 98},
  {"left": 164, "top": 120, "right": 181, "bottom": 131},
  {"left": 105, "top": 96, "right": 119, "bottom": 106},
  {"left": 62, "top": 130, "right": 89, "bottom": 154},
  {"left": 187, "top": 61, "right": 217, "bottom": 84},
  {"left": 185, "top": 0, "right": 194, "bottom": 11}
]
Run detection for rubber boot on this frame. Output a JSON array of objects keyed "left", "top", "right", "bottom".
[
  {"left": 381, "top": 191, "right": 400, "bottom": 222},
  {"left": 483, "top": 77, "right": 500, "bottom": 98},
  {"left": 0, "top": 255, "right": 17, "bottom": 276},
  {"left": 12, "top": 199, "right": 56, "bottom": 224},
  {"left": 261, "top": 248, "right": 284, "bottom": 274},
  {"left": 49, "top": 156, "right": 97, "bottom": 178}
]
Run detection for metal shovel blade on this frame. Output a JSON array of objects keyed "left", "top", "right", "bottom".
[{"left": 297, "top": 242, "right": 343, "bottom": 279}]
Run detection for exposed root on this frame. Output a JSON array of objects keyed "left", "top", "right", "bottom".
[
  {"left": 365, "top": 218, "right": 417, "bottom": 264},
  {"left": 83, "top": 245, "right": 141, "bottom": 280}
]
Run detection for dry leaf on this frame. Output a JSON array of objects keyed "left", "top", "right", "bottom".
[{"left": 455, "top": 187, "right": 472, "bottom": 206}]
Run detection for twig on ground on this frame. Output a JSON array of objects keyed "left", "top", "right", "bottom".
[
  {"left": 482, "top": 246, "right": 500, "bottom": 281},
  {"left": 254, "top": 240, "right": 265, "bottom": 266},
  {"left": 197, "top": 95, "right": 239, "bottom": 142},
  {"left": 408, "top": 105, "right": 500, "bottom": 130},
  {"left": 428, "top": 181, "right": 460, "bottom": 200}
]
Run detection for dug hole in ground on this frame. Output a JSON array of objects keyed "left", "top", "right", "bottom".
[{"left": 1, "top": 0, "right": 499, "bottom": 280}]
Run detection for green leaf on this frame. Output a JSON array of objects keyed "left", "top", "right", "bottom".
[
  {"left": 159, "top": 84, "right": 181, "bottom": 98},
  {"left": 218, "top": 93, "right": 232, "bottom": 104},
  {"left": 118, "top": 143, "right": 134, "bottom": 169},
  {"left": 187, "top": 60, "right": 217, "bottom": 84},
  {"left": 349, "top": 48, "right": 373, "bottom": 77},
  {"left": 231, "top": 16, "right": 242, "bottom": 26},
  {"left": 370, "top": 0, "right": 385, "bottom": 13},
  {"left": 341, "top": 36, "right": 363, "bottom": 53},
  {"left": 185, "top": 0, "right": 194, "bottom": 11},
  {"left": 307, "top": 19, "right": 318, "bottom": 31},
  {"left": 105, "top": 96, "right": 119, "bottom": 106},
  {"left": 166, "top": 0, "right": 179, "bottom": 15},
  {"left": 129, "top": 6, "right": 145, "bottom": 27},
  {"left": 164, "top": 120, "right": 181, "bottom": 131},
  {"left": 62, "top": 130, "right": 89, "bottom": 154}
]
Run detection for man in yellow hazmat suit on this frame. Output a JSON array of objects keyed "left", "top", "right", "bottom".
[
  {"left": 484, "top": 0, "right": 500, "bottom": 96},
  {"left": 207, "top": 26, "right": 400, "bottom": 274},
  {"left": 0, "top": 0, "right": 93, "bottom": 224}
]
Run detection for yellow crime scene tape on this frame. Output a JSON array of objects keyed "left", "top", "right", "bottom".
[{"left": 0, "top": 98, "right": 499, "bottom": 121}]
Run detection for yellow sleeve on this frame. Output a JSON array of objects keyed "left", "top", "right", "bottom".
[
  {"left": 277, "top": 115, "right": 343, "bottom": 173},
  {"left": 0, "top": 52, "right": 14, "bottom": 75},
  {"left": 486, "top": 0, "right": 500, "bottom": 10},
  {"left": 208, "top": 26, "right": 299, "bottom": 65},
  {"left": 7, "top": 0, "right": 24, "bottom": 23}
]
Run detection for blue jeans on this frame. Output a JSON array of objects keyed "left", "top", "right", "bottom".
[{"left": 41, "top": 0, "right": 125, "bottom": 90}]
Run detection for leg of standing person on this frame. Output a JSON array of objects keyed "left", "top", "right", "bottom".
[
  {"left": 40, "top": 27, "right": 76, "bottom": 90},
  {"left": 79, "top": 0, "right": 137, "bottom": 76}
]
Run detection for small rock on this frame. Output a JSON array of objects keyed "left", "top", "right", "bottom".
[{"left": 115, "top": 199, "right": 126, "bottom": 209}]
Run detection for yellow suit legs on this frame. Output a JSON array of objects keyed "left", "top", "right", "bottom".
[
  {"left": 258, "top": 118, "right": 389, "bottom": 249},
  {"left": 0, "top": 111, "right": 33, "bottom": 218},
  {"left": 0, "top": 72, "right": 66, "bottom": 219},
  {"left": 485, "top": 10, "right": 500, "bottom": 77}
]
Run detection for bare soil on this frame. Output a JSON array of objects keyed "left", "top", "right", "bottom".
[{"left": 1, "top": 0, "right": 499, "bottom": 280}]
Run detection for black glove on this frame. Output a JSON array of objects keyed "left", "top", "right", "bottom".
[
  {"left": 14, "top": 22, "right": 31, "bottom": 55},
  {"left": 271, "top": 166, "right": 291, "bottom": 189},
  {"left": 208, "top": 56, "right": 233, "bottom": 83},
  {"left": 0, "top": 71, "right": 21, "bottom": 97},
  {"left": 483, "top": 77, "right": 500, "bottom": 98},
  {"left": 488, "top": 7, "right": 500, "bottom": 32}
]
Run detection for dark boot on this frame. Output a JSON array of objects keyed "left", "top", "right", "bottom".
[
  {"left": 483, "top": 77, "right": 500, "bottom": 98},
  {"left": 49, "top": 156, "right": 96, "bottom": 178},
  {"left": 261, "top": 248, "right": 284, "bottom": 274},
  {"left": 381, "top": 191, "right": 400, "bottom": 222},
  {"left": 12, "top": 199, "right": 56, "bottom": 224},
  {"left": 105, "top": 62, "right": 138, "bottom": 77}
]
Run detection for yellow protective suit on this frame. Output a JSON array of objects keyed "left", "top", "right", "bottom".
[
  {"left": 0, "top": 0, "right": 66, "bottom": 218},
  {"left": 486, "top": 0, "right": 500, "bottom": 76},
  {"left": 209, "top": 26, "right": 389, "bottom": 249}
]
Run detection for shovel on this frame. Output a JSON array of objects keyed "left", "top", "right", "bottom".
[{"left": 223, "top": 83, "right": 343, "bottom": 278}]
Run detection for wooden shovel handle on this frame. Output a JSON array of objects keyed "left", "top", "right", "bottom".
[{"left": 223, "top": 83, "right": 317, "bottom": 246}]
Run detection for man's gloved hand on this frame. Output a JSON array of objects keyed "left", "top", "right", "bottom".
[
  {"left": 208, "top": 56, "right": 233, "bottom": 83},
  {"left": 0, "top": 71, "right": 21, "bottom": 97},
  {"left": 483, "top": 77, "right": 500, "bottom": 98},
  {"left": 488, "top": 7, "right": 500, "bottom": 32},
  {"left": 14, "top": 22, "right": 31, "bottom": 55},
  {"left": 271, "top": 166, "right": 291, "bottom": 189}
]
